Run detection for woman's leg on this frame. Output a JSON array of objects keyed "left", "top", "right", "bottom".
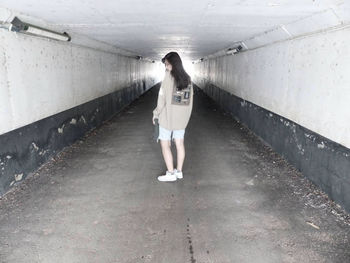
[
  {"left": 160, "top": 139, "right": 174, "bottom": 172},
  {"left": 174, "top": 138, "right": 185, "bottom": 171}
]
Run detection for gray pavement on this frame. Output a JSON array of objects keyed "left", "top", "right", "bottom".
[{"left": 0, "top": 86, "right": 349, "bottom": 263}]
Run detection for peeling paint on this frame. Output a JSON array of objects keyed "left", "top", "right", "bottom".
[
  {"left": 58, "top": 124, "right": 65, "bottom": 134},
  {"left": 70, "top": 118, "right": 77, "bottom": 125},
  {"left": 317, "top": 142, "right": 325, "bottom": 149},
  {"left": 245, "top": 179, "right": 254, "bottom": 186},
  {"left": 269, "top": 113, "right": 273, "bottom": 117},
  {"left": 240, "top": 100, "right": 247, "bottom": 107},
  {"left": 14, "top": 173, "right": 23, "bottom": 181},
  {"left": 32, "top": 142, "right": 39, "bottom": 151},
  {"left": 291, "top": 125, "right": 296, "bottom": 133},
  {"left": 297, "top": 144, "right": 305, "bottom": 155},
  {"left": 6, "top": 155, "right": 11, "bottom": 159},
  {"left": 39, "top": 150, "right": 48, "bottom": 156},
  {"left": 79, "top": 116, "right": 87, "bottom": 124}
]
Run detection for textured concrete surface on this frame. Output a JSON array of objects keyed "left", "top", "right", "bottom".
[
  {"left": 0, "top": 81, "right": 156, "bottom": 197},
  {"left": 193, "top": 26, "right": 350, "bottom": 149},
  {"left": 197, "top": 82, "right": 350, "bottom": 214},
  {"left": 1, "top": 2, "right": 349, "bottom": 60},
  {"left": 0, "top": 86, "right": 349, "bottom": 263},
  {"left": 0, "top": 27, "right": 160, "bottom": 136}
]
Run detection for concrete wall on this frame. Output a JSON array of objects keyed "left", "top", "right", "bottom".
[
  {"left": 194, "top": 26, "right": 350, "bottom": 149},
  {"left": 0, "top": 29, "right": 161, "bottom": 136},
  {"left": 0, "top": 27, "right": 161, "bottom": 195},
  {"left": 193, "top": 26, "right": 350, "bottom": 212}
]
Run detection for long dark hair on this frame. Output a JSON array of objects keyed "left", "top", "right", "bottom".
[{"left": 162, "top": 52, "right": 191, "bottom": 91}]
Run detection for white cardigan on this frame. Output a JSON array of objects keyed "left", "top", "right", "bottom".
[{"left": 153, "top": 70, "right": 193, "bottom": 130}]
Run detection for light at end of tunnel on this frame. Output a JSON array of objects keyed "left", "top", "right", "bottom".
[
  {"left": 155, "top": 62, "right": 166, "bottom": 81},
  {"left": 183, "top": 60, "right": 194, "bottom": 77},
  {"left": 154, "top": 58, "right": 194, "bottom": 81}
]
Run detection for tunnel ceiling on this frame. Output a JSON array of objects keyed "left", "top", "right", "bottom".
[{"left": 0, "top": 0, "right": 346, "bottom": 61}]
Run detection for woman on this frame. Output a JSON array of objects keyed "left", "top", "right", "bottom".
[{"left": 152, "top": 52, "right": 194, "bottom": 182}]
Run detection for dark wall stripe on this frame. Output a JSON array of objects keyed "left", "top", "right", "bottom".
[
  {"left": 0, "top": 78, "right": 159, "bottom": 195},
  {"left": 198, "top": 82, "right": 350, "bottom": 213}
]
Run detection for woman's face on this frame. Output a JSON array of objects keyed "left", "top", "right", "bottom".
[{"left": 165, "top": 59, "right": 172, "bottom": 72}]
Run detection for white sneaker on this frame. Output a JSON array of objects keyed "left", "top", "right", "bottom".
[
  {"left": 157, "top": 171, "right": 177, "bottom": 182},
  {"left": 174, "top": 169, "right": 183, "bottom": 179}
]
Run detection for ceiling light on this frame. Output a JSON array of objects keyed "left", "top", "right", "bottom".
[
  {"left": 226, "top": 45, "right": 243, "bottom": 55},
  {"left": 9, "top": 17, "right": 71, "bottom": 42}
]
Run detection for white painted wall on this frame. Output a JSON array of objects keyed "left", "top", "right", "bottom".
[
  {"left": 193, "top": 26, "right": 350, "bottom": 149},
  {"left": 1, "top": 1, "right": 348, "bottom": 61},
  {"left": 0, "top": 29, "right": 162, "bottom": 136}
]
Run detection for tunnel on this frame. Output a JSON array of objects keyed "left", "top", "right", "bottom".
[{"left": 0, "top": 1, "right": 350, "bottom": 262}]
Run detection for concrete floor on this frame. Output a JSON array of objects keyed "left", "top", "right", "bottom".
[{"left": 0, "top": 86, "right": 350, "bottom": 263}]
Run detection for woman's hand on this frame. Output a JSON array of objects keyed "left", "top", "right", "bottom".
[{"left": 152, "top": 116, "right": 157, "bottom": 125}]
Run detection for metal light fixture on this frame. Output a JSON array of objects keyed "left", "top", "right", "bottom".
[
  {"left": 9, "top": 17, "right": 71, "bottom": 41},
  {"left": 226, "top": 45, "right": 242, "bottom": 55}
]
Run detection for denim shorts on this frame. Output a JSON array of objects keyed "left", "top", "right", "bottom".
[{"left": 158, "top": 125, "right": 185, "bottom": 142}]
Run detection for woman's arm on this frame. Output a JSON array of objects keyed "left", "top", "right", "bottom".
[
  {"left": 153, "top": 84, "right": 166, "bottom": 119},
  {"left": 153, "top": 72, "right": 170, "bottom": 120}
]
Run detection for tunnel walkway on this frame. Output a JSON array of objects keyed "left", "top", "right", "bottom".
[{"left": 0, "top": 85, "right": 349, "bottom": 263}]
